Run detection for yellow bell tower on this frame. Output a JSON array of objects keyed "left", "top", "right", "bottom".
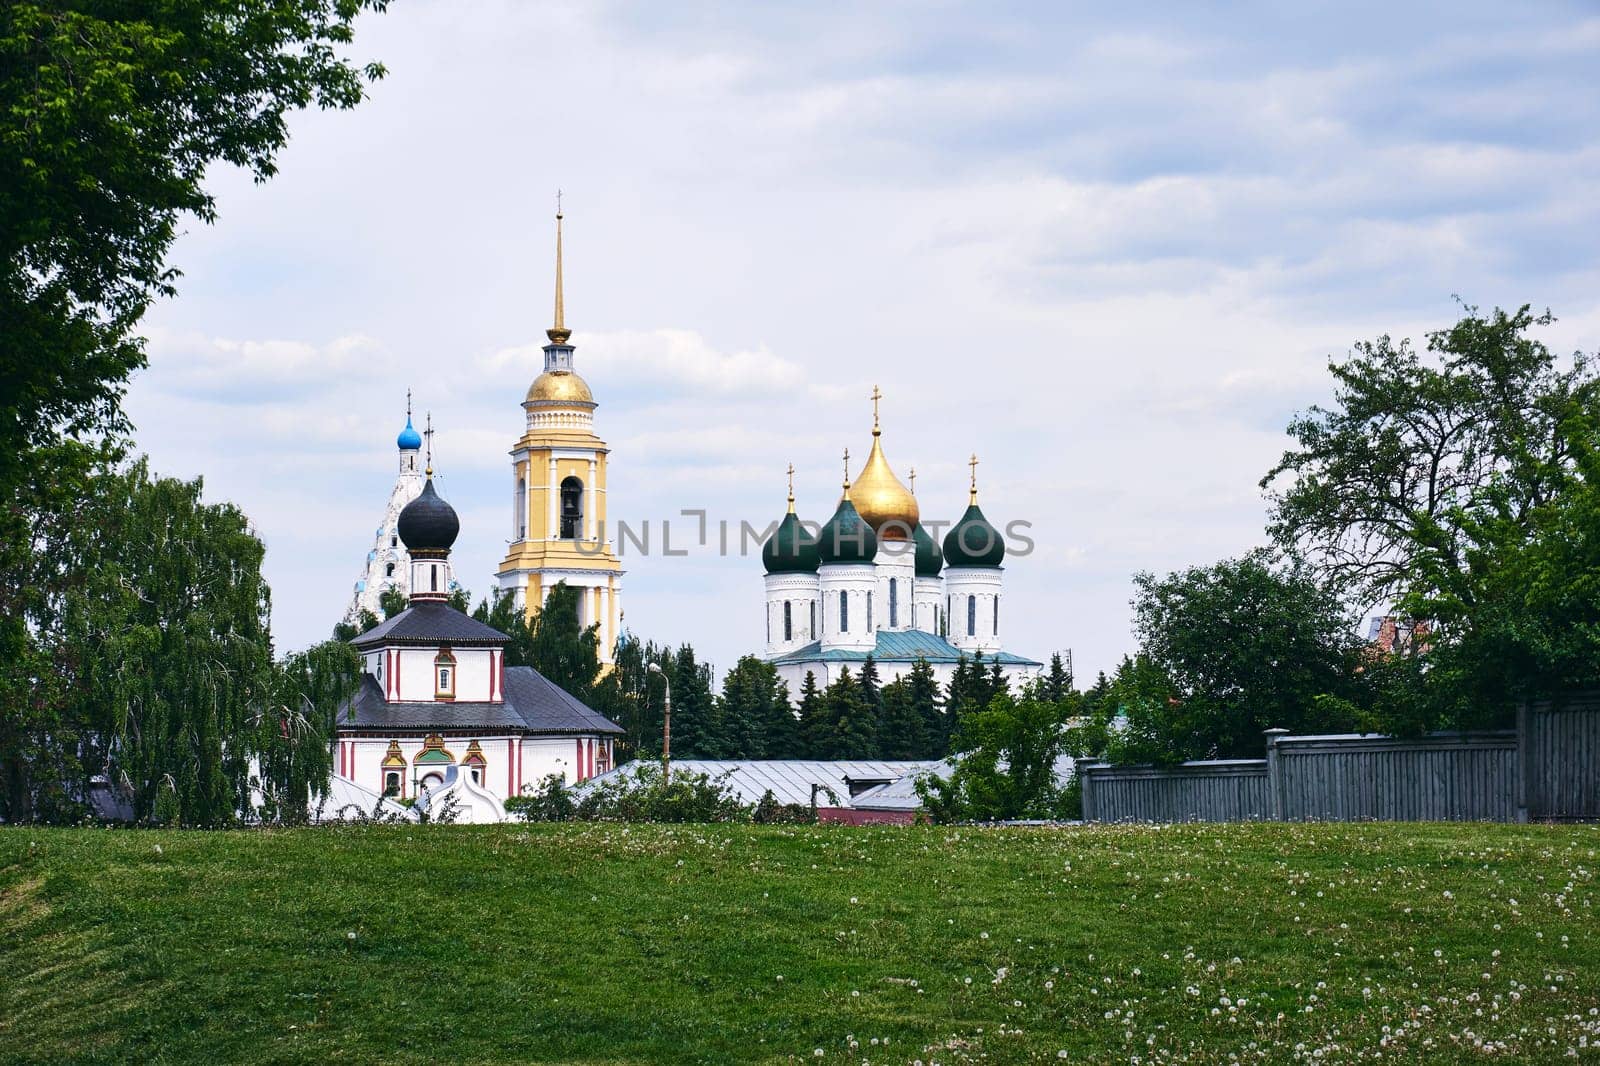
[{"left": 496, "top": 206, "right": 624, "bottom": 663}]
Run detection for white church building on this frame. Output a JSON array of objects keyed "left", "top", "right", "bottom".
[{"left": 762, "top": 393, "right": 1042, "bottom": 691}]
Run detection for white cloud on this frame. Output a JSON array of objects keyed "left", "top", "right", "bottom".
[{"left": 121, "top": 1, "right": 1600, "bottom": 678}]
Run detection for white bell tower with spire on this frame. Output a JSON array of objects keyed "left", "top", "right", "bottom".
[{"left": 344, "top": 391, "right": 429, "bottom": 624}]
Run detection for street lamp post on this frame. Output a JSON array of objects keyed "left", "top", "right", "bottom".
[{"left": 647, "top": 662, "right": 672, "bottom": 782}]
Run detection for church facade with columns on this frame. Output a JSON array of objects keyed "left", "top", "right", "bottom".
[
  {"left": 495, "top": 209, "right": 625, "bottom": 663},
  {"left": 761, "top": 391, "right": 1042, "bottom": 692}
]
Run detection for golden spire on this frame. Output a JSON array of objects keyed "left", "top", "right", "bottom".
[
  {"left": 786, "top": 462, "right": 796, "bottom": 514},
  {"left": 547, "top": 192, "right": 571, "bottom": 345},
  {"left": 968, "top": 453, "right": 979, "bottom": 504},
  {"left": 425, "top": 412, "right": 435, "bottom": 477},
  {"left": 841, "top": 448, "right": 852, "bottom": 500}
]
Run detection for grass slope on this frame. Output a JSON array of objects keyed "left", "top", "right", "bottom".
[{"left": 2, "top": 822, "right": 1598, "bottom": 1064}]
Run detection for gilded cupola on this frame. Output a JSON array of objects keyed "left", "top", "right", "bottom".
[{"left": 848, "top": 386, "right": 919, "bottom": 541}]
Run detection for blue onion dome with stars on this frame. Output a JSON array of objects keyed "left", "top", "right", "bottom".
[
  {"left": 397, "top": 473, "right": 459, "bottom": 552},
  {"left": 943, "top": 455, "right": 1004, "bottom": 568}
]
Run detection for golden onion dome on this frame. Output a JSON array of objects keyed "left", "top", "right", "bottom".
[
  {"left": 850, "top": 430, "right": 919, "bottom": 540},
  {"left": 525, "top": 370, "right": 594, "bottom": 404}
]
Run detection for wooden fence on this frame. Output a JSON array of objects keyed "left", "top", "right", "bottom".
[{"left": 1079, "top": 693, "right": 1598, "bottom": 824}]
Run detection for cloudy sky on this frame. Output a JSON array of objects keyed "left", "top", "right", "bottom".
[{"left": 126, "top": 1, "right": 1600, "bottom": 682}]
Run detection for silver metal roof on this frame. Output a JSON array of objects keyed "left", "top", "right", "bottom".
[{"left": 583, "top": 759, "right": 944, "bottom": 808}]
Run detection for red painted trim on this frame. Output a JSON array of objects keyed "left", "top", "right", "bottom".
[{"left": 507, "top": 738, "right": 514, "bottom": 795}]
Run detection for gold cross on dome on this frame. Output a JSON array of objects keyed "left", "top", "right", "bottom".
[
  {"left": 786, "top": 462, "right": 795, "bottom": 497},
  {"left": 908, "top": 466, "right": 917, "bottom": 495},
  {"left": 969, "top": 453, "right": 979, "bottom": 489},
  {"left": 842, "top": 447, "right": 851, "bottom": 487},
  {"left": 870, "top": 384, "right": 882, "bottom": 428}
]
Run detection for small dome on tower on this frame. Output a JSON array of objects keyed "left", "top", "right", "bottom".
[
  {"left": 763, "top": 511, "right": 820, "bottom": 574},
  {"left": 397, "top": 477, "right": 460, "bottom": 552},
  {"left": 943, "top": 454, "right": 1004, "bottom": 567},
  {"left": 817, "top": 496, "right": 877, "bottom": 564},
  {"left": 397, "top": 414, "right": 422, "bottom": 451},
  {"left": 943, "top": 503, "right": 1004, "bottom": 568},
  {"left": 913, "top": 522, "right": 943, "bottom": 576}
]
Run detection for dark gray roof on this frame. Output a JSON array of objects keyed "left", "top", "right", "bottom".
[
  {"left": 580, "top": 759, "right": 943, "bottom": 807},
  {"left": 350, "top": 602, "right": 509, "bottom": 647},
  {"left": 502, "top": 667, "right": 624, "bottom": 734},
  {"left": 341, "top": 669, "right": 623, "bottom": 736}
]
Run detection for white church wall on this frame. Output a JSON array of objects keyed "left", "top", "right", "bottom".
[
  {"left": 913, "top": 576, "right": 944, "bottom": 635},
  {"left": 944, "top": 567, "right": 1004, "bottom": 655},
  {"left": 390, "top": 646, "right": 495, "bottom": 702},
  {"left": 764, "top": 572, "right": 820, "bottom": 656},
  {"left": 873, "top": 542, "right": 916, "bottom": 633},
  {"left": 818, "top": 564, "right": 877, "bottom": 652}
]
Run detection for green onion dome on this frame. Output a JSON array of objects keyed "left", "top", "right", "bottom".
[
  {"left": 943, "top": 502, "right": 1004, "bottom": 568},
  {"left": 762, "top": 510, "right": 820, "bottom": 574},
  {"left": 817, "top": 495, "right": 877, "bottom": 564},
  {"left": 913, "top": 522, "right": 943, "bottom": 576}
]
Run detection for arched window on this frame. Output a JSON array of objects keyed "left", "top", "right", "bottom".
[
  {"left": 435, "top": 648, "right": 457, "bottom": 699},
  {"left": 867, "top": 590, "right": 873, "bottom": 632},
  {"left": 889, "top": 580, "right": 898, "bottom": 628},
  {"left": 517, "top": 476, "right": 527, "bottom": 539},
  {"left": 383, "top": 771, "right": 401, "bottom": 797},
  {"left": 810, "top": 600, "right": 816, "bottom": 638},
  {"left": 560, "top": 476, "right": 584, "bottom": 539},
  {"left": 784, "top": 601, "right": 792, "bottom": 642},
  {"left": 967, "top": 595, "right": 976, "bottom": 637},
  {"left": 994, "top": 596, "right": 999, "bottom": 635},
  {"left": 839, "top": 590, "right": 849, "bottom": 633},
  {"left": 385, "top": 562, "right": 395, "bottom": 577}
]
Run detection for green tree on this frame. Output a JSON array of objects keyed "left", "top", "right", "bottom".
[
  {"left": 526, "top": 582, "right": 601, "bottom": 699},
  {"left": 1123, "top": 552, "right": 1361, "bottom": 760},
  {"left": 917, "top": 693, "right": 1071, "bottom": 822},
  {"left": 795, "top": 671, "right": 828, "bottom": 758},
  {"left": 876, "top": 677, "right": 927, "bottom": 759},
  {"left": 1263, "top": 304, "right": 1599, "bottom": 720},
  {"left": 664, "top": 644, "right": 718, "bottom": 759},
  {"left": 589, "top": 632, "right": 671, "bottom": 761},
  {"left": 820, "top": 667, "right": 876, "bottom": 759},
  {"left": 1043, "top": 653, "right": 1073, "bottom": 703},
  {"left": 257, "top": 639, "right": 360, "bottom": 824},
  {"left": 717, "top": 655, "right": 786, "bottom": 758},
  {"left": 379, "top": 586, "right": 409, "bottom": 620},
  {"left": 906, "top": 658, "right": 945, "bottom": 758},
  {"left": 0, "top": 0, "right": 387, "bottom": 493}
]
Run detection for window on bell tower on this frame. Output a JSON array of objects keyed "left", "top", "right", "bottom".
[{"left": 560, "top": 476, "right": 584, "bottom": 539}]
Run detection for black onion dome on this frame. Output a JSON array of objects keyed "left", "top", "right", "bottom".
[
  {"left": 913, "top": 522, "right": 943, "bottom": 576},
  {"left": 397, "top": 478, "right": 460, "bottom": 551},
  {"left": 763, "top": 511, "right": 820, "bottom": 574},
  {"left": 816, "top": 497, "right": 877, "bottom": 564},
  {"left": 943, "top": 503, "right": 1004, "bottom": 567}
]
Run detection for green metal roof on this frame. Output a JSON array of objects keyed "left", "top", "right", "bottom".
[{"left": 771, "top": 628, "right": 1040, "bottom": 667}]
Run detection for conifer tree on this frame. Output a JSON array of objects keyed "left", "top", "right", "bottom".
[
  {"left": 906, "top": 658, "right": 945, "bottom": 758},
  {"left": 1044, "top": 652, "right": 1074, "bottom": 703},
  {"left": 822, "top": 667, "right": 876, "bottom": 759},
  {"left": 796, "top": 671, "right": 828, "bottom": 757},
  {"left": 589, "top": 633, "right": 671, "bottom": 760},
  {"left": 527, "top": 582, "right": 602, "bottom": 699},
  {"left": 877, "top": 677, "right": 927, "bottom": 759},
  {"left": 718, "top": 655, "right": 783, "bottom": 758},
  {"left": 665, "top": 644, "right": 719, "bottom": 758}
]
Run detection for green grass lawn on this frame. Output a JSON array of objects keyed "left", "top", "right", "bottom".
[{"left": 2, "top": 822, "right": 1597, "bottom": 1064}]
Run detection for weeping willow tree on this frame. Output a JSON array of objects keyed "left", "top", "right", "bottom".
[{"left": 2, "top": 460, "right": 356, "bottom": 825}]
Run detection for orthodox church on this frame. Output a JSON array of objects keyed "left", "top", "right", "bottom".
[
  {"left": 332, "top": 212, "right": 625, "bottom": 808},
  {"left": 334, "top": 458, "right": 622, "bottom": 804},
  {"left": 761, "top": 393, "right": 1041, "bottom": 691}
]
